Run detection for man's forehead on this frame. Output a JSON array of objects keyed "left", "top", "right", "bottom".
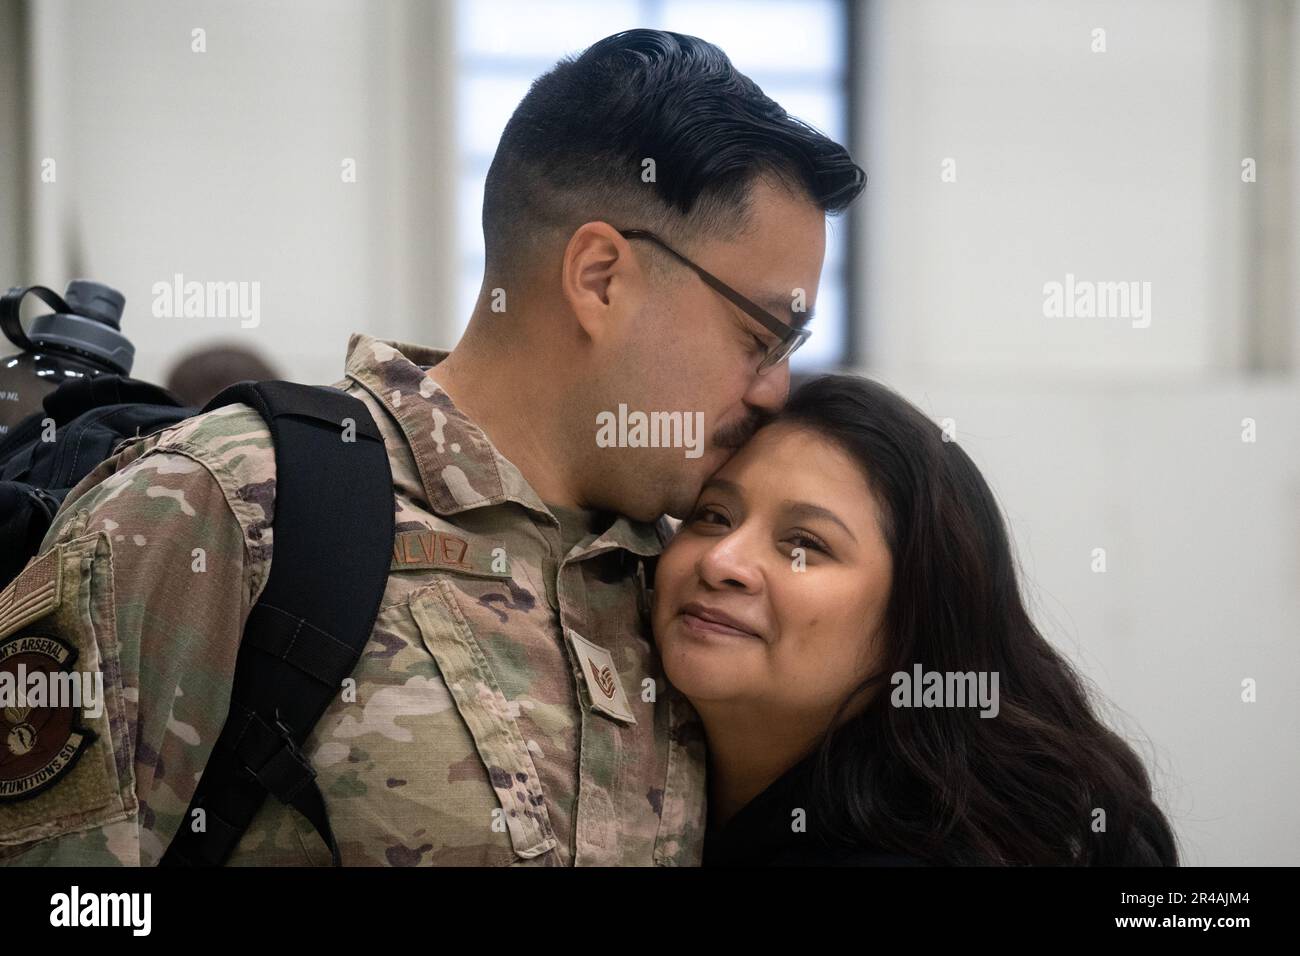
[
  {"left": 731, "top": 206, "right": 826, "bottom": 323},
  {"left": 758, "top": 291, "right": 817, "bottom": 327}
]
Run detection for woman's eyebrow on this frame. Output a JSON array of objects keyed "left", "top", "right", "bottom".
[
  {"left": 782, "top": 501, "right": 858, "bottom": 543},
  {"left": 701, "top": 476, "right": 743, "bottom": 497}
]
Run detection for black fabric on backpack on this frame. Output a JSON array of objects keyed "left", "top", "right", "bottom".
[
  {"left": 0, "top": 374, "right": 194, "bottom": 587},
  {"left": 0, "top": 374, "right": 395, "bottom": 866},
  {"left": 159, "top": 381, "right": 394, "bottom": 866}
]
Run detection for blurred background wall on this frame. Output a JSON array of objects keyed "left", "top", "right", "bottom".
[{"left": 1, "top": 0, "right": 1295, "bottom": 865}]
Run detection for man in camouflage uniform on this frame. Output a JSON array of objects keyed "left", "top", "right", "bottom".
[{"left": 0, "top": 30, "right": 863, "bottom": 865}]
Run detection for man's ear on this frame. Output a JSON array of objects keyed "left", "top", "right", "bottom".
[{"left": 561, "top": 221, "right": 642, "bottom": 343}]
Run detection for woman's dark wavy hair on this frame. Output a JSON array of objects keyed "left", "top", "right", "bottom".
[
  {"left": 778, "top": 375, "right": 1178, "bottom": 865},
  {"left": 482, "top": 29, "right": 866, "bottom": 280}
]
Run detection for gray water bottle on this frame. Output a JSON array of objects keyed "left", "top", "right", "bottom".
[{"left": 0, "top": 280, "right": 136, "bottom": 437}]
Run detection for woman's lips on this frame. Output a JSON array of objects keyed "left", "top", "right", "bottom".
[{"left": 677, "top": 603, "right": 764, "bottom": 641}]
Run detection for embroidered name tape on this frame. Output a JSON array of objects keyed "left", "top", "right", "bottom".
[{"left": 390, "top": 528, "right": 511, "bottom": 577}]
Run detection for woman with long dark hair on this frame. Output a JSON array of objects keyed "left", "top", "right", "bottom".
[{"left": 652, "top": 374, "right": 1179, "bottom": 865}]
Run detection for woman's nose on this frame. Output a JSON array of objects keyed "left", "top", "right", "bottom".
[{"left": 695, "top": 526, "right": 763, "bottom": 593}]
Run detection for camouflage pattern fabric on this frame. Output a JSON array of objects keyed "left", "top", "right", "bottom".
[{"left": 0, "top": 333, "right": 707, "bottom": 866}]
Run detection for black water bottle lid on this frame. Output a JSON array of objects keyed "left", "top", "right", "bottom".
[{"left": 27, "top": 279, "right": 134, "bottom": 374}]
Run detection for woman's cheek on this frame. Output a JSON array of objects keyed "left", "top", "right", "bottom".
[
  {"left": 651, "top": 537, "right": 695, "bottom": 624},
  {"left": 771, "top": 577, "right": 853, "bottom": 670},
  {"left": 656, "top": 538, "right": 686, "bottom": 588}
]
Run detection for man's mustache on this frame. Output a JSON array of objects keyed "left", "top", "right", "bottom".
[{"left": 712, "top": 409, "right": 775, "bottom": 450}]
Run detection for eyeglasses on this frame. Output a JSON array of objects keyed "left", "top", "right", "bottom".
[{"left": 618, "top": 229, "right": 810, "bottom": 372}]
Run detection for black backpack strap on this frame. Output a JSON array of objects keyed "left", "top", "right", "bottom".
[{"left": 160, "top": 381, "right": 394, "bottom": 866}]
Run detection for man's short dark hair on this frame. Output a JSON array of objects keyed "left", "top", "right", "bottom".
[{"left": 481, "top": 29, "right": 866, "bottom": 282}]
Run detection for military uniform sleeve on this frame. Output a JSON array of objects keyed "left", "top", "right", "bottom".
[{"left": 0, "top": 404, "right": 275, "bottom": 865}]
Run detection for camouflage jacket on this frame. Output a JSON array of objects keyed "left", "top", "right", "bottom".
[{"left": 0, "top": 333, "right": 707, "bottom": 866}]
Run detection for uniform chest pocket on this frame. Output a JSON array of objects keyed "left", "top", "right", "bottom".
[{"left": 409, "top": 579, "right": 558, "bottom": 862}]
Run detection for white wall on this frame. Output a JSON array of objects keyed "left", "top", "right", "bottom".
[
  {"left": 858, "top": 0, "right": 1300, "bottom": 865},
  {"left": 25, "top": 0, "right": 459, "bottom": 386},
  {"left": 860, "top": 0, "right": 1281, "bottom": 379}
]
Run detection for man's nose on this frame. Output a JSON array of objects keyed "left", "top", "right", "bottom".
[{"left": 743, "top": 360, "right": 790, "bottom": 415}]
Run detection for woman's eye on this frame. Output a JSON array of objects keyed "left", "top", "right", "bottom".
[
  {"left": 750, "top": 334, "right": 768, "bottom": 355},
  {"left": 787, "top": 532, "right": 828, "bottom": 555},
  {"left": 689, "top": 506, "right": 730, "bottom": 528}
]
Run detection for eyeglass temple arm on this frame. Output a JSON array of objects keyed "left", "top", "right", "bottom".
[{"left": 618, "top": 229, "right": 801, "bottom": 342}]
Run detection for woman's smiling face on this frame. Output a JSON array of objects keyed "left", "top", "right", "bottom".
[{"left": 652, "top": 422, "right": 894, "bottom": 730}]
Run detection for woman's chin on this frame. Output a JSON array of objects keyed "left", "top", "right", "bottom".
[{"left": 657, "top": 624, "right": 762, "bottom": 703}]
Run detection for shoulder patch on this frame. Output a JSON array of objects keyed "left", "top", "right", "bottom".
[
  {"left": 0, "top": 549, "right": 63, "bottom": 642},
  {"left": 0, "top": 632, "right": 96, "bottom": 801},
  {"left": 0, "top": 534, "right": 136, "bottom": 855}
]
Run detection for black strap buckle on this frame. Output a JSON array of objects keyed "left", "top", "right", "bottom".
[{"left": 245, "top": 709, "right": 316, "bottom": 804}]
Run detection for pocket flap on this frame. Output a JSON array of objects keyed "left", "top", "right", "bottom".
[{"left": 409, "top": 580, "right": 556, "bottom": 860}]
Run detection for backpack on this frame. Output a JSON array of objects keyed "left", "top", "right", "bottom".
[
  {"left": 0, "top": 374, "right": 194, "bottom": 587},
  {"left": 0, "top": 374, "right": 395, "bottom": 866}
]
